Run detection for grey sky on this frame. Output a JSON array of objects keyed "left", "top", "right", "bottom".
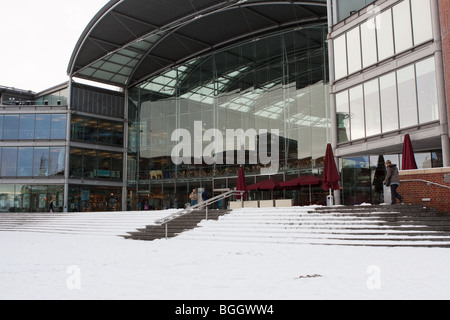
[{"left": 0, "top": 0, "right": 109, "bottom": 92}]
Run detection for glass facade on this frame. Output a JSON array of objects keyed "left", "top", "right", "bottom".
[
  {"left": 127, "top": 25, "right": 331, "bottom": 209},
  {"left": 336, "top": 56, "right": 439, "bottom": 143},
  {"left": 0, "top": 184, "right": 64, "bottom": 213},
  {"left": 0, "top": 147, "right": 65, "bottom": 178},
  {"left": 0, "top": 114, "right": 67, "bottom": 140},
  {"left": 342, "top": 151, "right": 443, "bottom": 205},
  {"left": 333, "top": 0, "right": 434, "bottom": 80}
]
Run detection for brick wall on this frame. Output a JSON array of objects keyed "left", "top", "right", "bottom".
[
  {"left": 439, "top": 0, "right": 450, "bottom": 126},
  {"left": 399, "top": 168, "right": 450, "bottom": 213}
]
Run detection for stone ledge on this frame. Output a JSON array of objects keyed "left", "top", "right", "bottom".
[{"left": 399, "top": 167, "right": 450, "bottom": 176}]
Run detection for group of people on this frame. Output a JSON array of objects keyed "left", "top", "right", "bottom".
[{"left": 189, "top": 188, "right": 210, "bottom": 206}]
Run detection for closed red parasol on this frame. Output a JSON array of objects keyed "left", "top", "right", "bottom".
[
  {"left": 322, "top": 144, "right": 340, "bottom": 192},
  {"left": 402, "top": 134, "right": 418, "bottom": 170},
  {"left": 235, "top": 166, "right": 247, "bottom": 200}
]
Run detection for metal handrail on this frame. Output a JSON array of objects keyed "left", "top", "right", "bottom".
[
  {"left": 155, "top": 189, "right": 245, "bottom": 237},
  {"left": 401, "top": 179, "right": 450, "bottom": 190}
]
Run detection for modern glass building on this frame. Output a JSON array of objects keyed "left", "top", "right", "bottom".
[{"left": 1, "top": 0, "right": 449, "bottom": 212}]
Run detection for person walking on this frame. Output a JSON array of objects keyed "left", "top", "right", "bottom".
[{"left": 384, "top": 160, "right": 403, "bottom": 205}]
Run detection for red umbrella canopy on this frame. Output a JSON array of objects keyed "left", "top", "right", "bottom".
[
  {"left": 402, "top": 134, "right": 418, "bottom": 170},
  {"left": 235, "top": 166, "right": 247, "bottom": 200},
  {"left": 247, "top": 179, "right": 281, "bottom": 190},
  {"left": 280, "top": 175, "right": 321, "bottom": 188},
  {"left": 322, "top": 144, "right": 340, "bottom": 191}
]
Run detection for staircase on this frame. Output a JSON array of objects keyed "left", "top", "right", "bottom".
[
  {"left": 173, "top": 205, "right": 450, "bottom": 248},
  {"left": 123, "top": 210, "right": 230, "bottom": 241},
  {"left": 0, "top": 211, "right": 173, "bottom": 237},
  {"left": 2, "top": 205, "right": 450, "bottom": 248}
]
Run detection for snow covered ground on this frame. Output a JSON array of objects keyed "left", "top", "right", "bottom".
[{"left": 1, "top": 208, "right": 450, "bottom": 300}]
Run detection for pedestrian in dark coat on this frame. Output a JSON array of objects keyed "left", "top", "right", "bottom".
[{"left": 384, "top": 160, "right": 403, "bottom": 205}]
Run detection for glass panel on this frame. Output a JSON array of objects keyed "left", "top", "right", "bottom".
[
  {"left": 349, "top": 85, "right": 365, "bottom": 140},
  {"left": 84, "top": 149, "right": 97, "bottom": 178},
  {"left": 98, "top": 119, "right": 112, "bottom": 145},
  {"left": 336, "top": 91, "right": 350, "bottom": 143},
  {"left": 17, "top": 147, "right": 33, "bottom": 177},
  {"left": 1, "top": 147, "right": 17, "bottom": 176},
  {"left": 411, "top": 0, "right": 433, "bottom": 45},
  {"left": 334, "top": 34, "right": 348, "bottom": 80},
  {"left": 0, "top": 115, "right": 3, "bottom": 140},
  {"left": 3, "top": 115, "right": 19, "bottom": 140},
  {"left": 49, "top": 147, "right": 65, "bottom": 176},
  {"left": 346, "top": 27, "right": 362, "bottom": 74},
  {"left": 71, "top": 115, "right": 84, "bottom": 140},
  {"left": 397, "top": 65, "right": 418, "bottom": 128},
  {"left": 379, "top": 72, "right": 399, "bottom": 133},
  {"left": 50, "top": 114, "right": 67, "bottom": 140},
  {"left": 376, "top": 9, "right": 394, "bottom": 61},
  {"left": 35, "top": 115, "right": 51, "bottom": 140},
  {"left": 393, "top": 0, "right": 413, "bottom": 53},
  {"left": 361, "top": 18, "right": 377, "bottom": 68},
  {"left": 416, "top": 57, "right": 439, "bottom": 124},
  {"left": 84, "top": 118, "right": 98, "bottom": 143},
  {"left": 33, "top": 147, "right": 49, "bottom": 177},
  {"left": 69, "top": 148, "right": 83, "bottom": 178},
  {"left": 0, "top": 185, "right": 15, "bottom": 212},
  {"left": 364, "top": 79, "right": 381, "bottom": 137},
  {"left": 19, "top": 115, "right": 35, "bottom": 140}
]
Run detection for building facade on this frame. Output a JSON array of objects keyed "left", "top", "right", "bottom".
[
  {"left": 0, "top": 0, "right": 449, "bottom": 212},
  {"left": 328, "top": 0, "right": 450, "bottom": 205}
]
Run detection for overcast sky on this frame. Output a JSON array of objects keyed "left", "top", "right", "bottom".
[{"left": 0, "top": 0, "right": 110, "bottom": 93}]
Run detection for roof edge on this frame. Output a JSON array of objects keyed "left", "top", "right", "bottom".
[{"left": 67, "top": 0, "right": 123, "bottom": 77}]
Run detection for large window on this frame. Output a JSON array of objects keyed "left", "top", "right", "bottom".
[
  {"left": 71, "top": 114, "right": 124, "bottom": 146},
  {"left": 0, "top": 184, "right": 64, "bottom": 213},
  {"left": 336, "top": 56, "right": 439, "bottom": 143},
  {"left": 127, "top": 25, "right": 330, "bottom": 210},
  {"left": 333, "top": 0, "right": 434, "bottom": 80},
  {"left": 69, "top": 147, "right": 123, "bottom": 180},
  {"left": 0, "top": 147, "right": 65, "bottom": 178},
  {"left": 0, "top": 114, "right": 67, "bottom": 141}
]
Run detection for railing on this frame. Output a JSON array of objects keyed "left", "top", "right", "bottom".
[
  {"left": 155, "top": 189, "right": 245, "bottom": 239},
  {"left": 401, "top": 179, "right": 450, "bottom": 190}
]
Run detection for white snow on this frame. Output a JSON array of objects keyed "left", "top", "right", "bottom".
[{"left": 1, "top": 207, "right": 450, "bottom": 300}]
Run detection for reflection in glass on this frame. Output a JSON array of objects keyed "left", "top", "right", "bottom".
[
  {"left": 128, "top": 25, "right": 331, "bottom": 209},
  {"left": 35, "top": 115, "right": 51, "bottom": 140},
  {"left": 397, "top": 65, "right": 418, "bottom": 128},
  {"left": 393, "top": 0, "right": 412, "bottom": 53},
  {"left": 376, "top": 9, "right": 394, "bottom": 61},
  {"left": 380, "top": 72, "right": 398, "bottom": 133},
  {"left": 349, "top": 85, "right": 365, "bottom": 140},
  {"left": 416, "top": 57, "right": 439, "bottom": 124},
  {"left": 364, "top": 79, "right": 381, "bottom": 137},
  {"left": 17, "top": 147, "right": 33, "bottom": 177},
  {"left": 361, "top": 18, "right": 377, "bottom": 68},
  {"left": 19, "top": 115, "right": 35, "bottom": 140},
  {"left": 49, "top": 148, "right": 65, "bottom": 176},
  {"left": 334, "top": 34, "right": 347, "bottom": 80},
  {"left": 411, "top": 0, "right": 433, "bottom": 45},
  {"left": 50, "top": 114, "right": 67, "bottom": 140},
  {"left": 1, "top": 147, "right": 18, "bottom": 176},
  {"left": 336, "top": 91, "right": 350, "bottom": 143},
  {"left": 346, "top": 27, "right": 362, "bottom": 74},
  {"left": 33, "top": 148, "right": 49, "bottom": 177},
  {"left": 3, "top": 115, "right": 19, "bottom": 140}
]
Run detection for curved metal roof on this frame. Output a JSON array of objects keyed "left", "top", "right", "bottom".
[{"left": 68, "top": 0, "right": 327, "bottom": 89}]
